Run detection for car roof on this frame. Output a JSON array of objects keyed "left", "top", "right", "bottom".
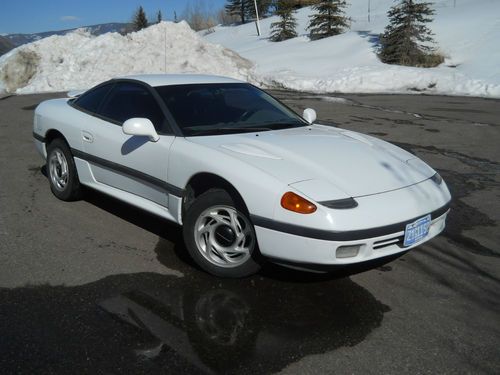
[{"left": 117, "top": 74, "right": 245, "bottom": 87}]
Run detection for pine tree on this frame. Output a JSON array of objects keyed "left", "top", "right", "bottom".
[
  {"left": 270, "top": 1, "right": 298, "bottom": 42},
  {"left": 307, "top": 0, "right": 349, "bottom": 40},
  {"left": 133, "top": 6, "right": 148, "bottom": 31},
  {"left": 156, "top": 10, "right": 162, "bottom": 24},
  {"left": 248, "top": 0, "right": 273, "bottom": 18},
  {"left": 225, "top": 0, "right": 253, "bottom": 24},
  {"left": 379, "top": 0, "right": 443, "bottom": 67}
]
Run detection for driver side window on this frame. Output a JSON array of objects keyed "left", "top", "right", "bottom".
[{"left": 98, "top": 82, "right": 165, "bottom": 131}]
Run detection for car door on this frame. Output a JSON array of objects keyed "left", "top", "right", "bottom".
[{"left": 80, "top": 81, "right": 175, "bottom": 208}]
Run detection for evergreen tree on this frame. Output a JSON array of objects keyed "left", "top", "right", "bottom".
[
  {"left": 248, "top": 0, "right": 273, "bottom": 18},
  {"left": 269, "top": 0, "right": 319, "bottom": 14},
  {"left": 379, "top": 0, "right": 442, "bottom": 67},
  {"left": 156, "top": 10, "right": 162, "bottom": 24},
  {"left": 225, "top": 0, "right": 252, "bottom": 24},
  {"left": 133, "top": 6, "right": 148, "bottom": 31},
  {"left": 226, "top": 0, "right": 272, "bottom": 23},
  {"left": 307, "top": 0, "right": 349, "bottom": 40},
  {"left": 270, "top": 1, "right": 298, "bottom": 42},
  {"left": 295, "top": 0, "right": 320, "bottom": 8}
]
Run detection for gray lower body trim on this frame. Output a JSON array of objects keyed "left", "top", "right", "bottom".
[
  {"left": 70, "top": 148, "right": 184, "bottom": 197},
  {"left": 251, "top": 203, "right": 450, "bottom": 241}
]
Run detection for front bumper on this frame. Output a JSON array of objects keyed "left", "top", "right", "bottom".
[
  {"left": 253, "top": 208, "right": 448, "bottom": 266},
  {"left": 33, "top": 132, "right": 47, "bottom": 159}
]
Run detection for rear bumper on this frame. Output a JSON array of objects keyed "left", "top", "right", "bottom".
[{"left": 253, "top": 207, "right": 449, "bottom": 266}]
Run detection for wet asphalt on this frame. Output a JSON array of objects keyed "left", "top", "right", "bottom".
[{"left": 0, "top": 91, "right": 499, "bottom": 374}]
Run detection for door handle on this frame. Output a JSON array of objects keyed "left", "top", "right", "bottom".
[{"left": 82, "top": 131, "right": 94, "bottom": 143}]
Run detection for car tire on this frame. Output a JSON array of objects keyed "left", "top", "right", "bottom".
[
  {"left": 183, "top": 189, "right": 262, "bottom": 278},
  {"left": 46, "top": 138, "right": 83, "bottom": 201}
]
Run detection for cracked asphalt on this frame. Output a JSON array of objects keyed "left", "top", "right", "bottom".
[{"left": 0, "top": 91, "right": 499, "bottom": 374}]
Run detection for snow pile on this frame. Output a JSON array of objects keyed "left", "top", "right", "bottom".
[
  {"left": 0, "top": 21, "right": 254, "bottom": 94},
  {"left": 205, "top": 0, "right": 500, "bottom": 97},
  {"left": 1, "top": 0, "right": 498, "bottom": 97}
]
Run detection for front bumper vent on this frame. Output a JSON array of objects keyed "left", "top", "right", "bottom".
[{"left": 373, "top": 235, "right": 404, "bottom": 250}]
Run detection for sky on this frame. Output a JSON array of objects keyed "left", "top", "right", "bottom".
[{"left": 0, "top": 0, "right": 227, "bottom": 34}]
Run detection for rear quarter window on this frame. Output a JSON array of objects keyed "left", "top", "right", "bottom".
[
  {"left": 97, "top": 82, "right": 165, "bottom": 130},
  {"left": 73, "top": 83, "right": 114, "bottom": 113}
]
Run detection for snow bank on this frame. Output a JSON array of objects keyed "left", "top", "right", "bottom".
[
  {"left": 0, "top": 21, "right": 254, "bottom": 94},
  {"left": 1, "top": 0, "right": 498, "bottom": 97},
  {"left": 205, "top": 0, "right": 500, "bottom": 98}
]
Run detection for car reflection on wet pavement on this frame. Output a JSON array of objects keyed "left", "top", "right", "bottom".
[
  {"left": 1, "top": 253, "right": 388, "bottom": 374},
  {"left": 99, "top": 268, "right": 389, "bottom": 374}
]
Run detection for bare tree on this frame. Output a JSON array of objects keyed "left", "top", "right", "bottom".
[
  {"left": 217, "top": 8, "right": 240, "bottom": 25},
  {"left": 182, "top": 0, "right": 217, "bottom": 31}
]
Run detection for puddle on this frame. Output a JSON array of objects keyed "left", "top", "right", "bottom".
[
  {"left": 0, "top": 257, "right": 389, "bottom": 373},
  {"left": 98, "top": 260, "right": 389, "bottom": 374}
]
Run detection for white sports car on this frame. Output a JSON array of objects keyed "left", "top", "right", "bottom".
[{"left": 33, "top": 74, "right": 451, "bottom": 277}]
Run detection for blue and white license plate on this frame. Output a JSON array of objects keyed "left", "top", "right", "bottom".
[{"left": 403, "top": 214, "right": 431, "bottom": 247}]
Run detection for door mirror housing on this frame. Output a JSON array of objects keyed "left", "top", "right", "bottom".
[
  {"left": 303, "top": 108, "right": 317, "bottom": 124},
  {"left": 123, "top": 118, "right": 159, "bottom": 142}
]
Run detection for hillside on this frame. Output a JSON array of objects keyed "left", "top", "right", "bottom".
[
  {"left": 0, "top": 36, "right": 14, "bottom": 56},
  {"left": 205, "top": 0, "right": 500, "bottom": 97},
  {"left": 4, "top": 23, "right": 130, "bottom": 48}
]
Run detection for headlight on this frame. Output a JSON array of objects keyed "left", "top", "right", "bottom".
[{"left": 431, "top": 172, "right": 443, "bottom": 185}]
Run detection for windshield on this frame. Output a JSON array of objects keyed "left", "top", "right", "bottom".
[{"left": 155, "top": 83, "right": 307, "bottom": 136}]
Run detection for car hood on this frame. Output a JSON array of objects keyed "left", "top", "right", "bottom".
[{"left": 187, "top": 125, "right": 435, "bottom": 199}]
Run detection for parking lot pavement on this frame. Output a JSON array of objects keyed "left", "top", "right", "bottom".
[{"left": 0, "top": 92, "right": 499, "bottom": 374}]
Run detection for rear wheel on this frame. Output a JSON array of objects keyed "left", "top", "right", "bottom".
[
  {"left": 183, "top": 189, "right": 261, "bottom": 278},
  {"left": 46, "top": 138, "right": 82, "bottom": 201}
]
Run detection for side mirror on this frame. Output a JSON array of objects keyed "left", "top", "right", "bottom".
[
  {"left": 123, "top": 118, "right": 159, "bottom": 142},
  {"left": 303, "top": 108, "right": 317, "bottom": 124}
]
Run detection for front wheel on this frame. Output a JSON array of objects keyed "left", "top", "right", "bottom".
[{"left": 183, "top": 189, "right": 261, "bottom": 278}]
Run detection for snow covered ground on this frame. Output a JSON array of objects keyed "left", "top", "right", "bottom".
[
  {"left": 0, "top": 21, "right": 254, "bottom": 94},
  {"left": 205, "top": 0, "right": 500, "bottom": 97},
  {"left": 0, "top": 0, "right": 498, "bottom": 97}
]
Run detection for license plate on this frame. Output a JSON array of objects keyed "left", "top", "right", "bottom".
[{"left": 403, "top": 214, "right": 431, "bottom": 247}]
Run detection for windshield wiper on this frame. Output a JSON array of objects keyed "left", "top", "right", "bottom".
[
  {"left": 254, "top": 121, "right": 306, "bottom": 129},
  {"left": 186, "top": 127, "right": 272, "bottom": 136}
]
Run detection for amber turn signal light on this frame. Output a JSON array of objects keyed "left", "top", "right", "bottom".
[{"left": 281, "top": 192, "right": 317, "bottom": 214}]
